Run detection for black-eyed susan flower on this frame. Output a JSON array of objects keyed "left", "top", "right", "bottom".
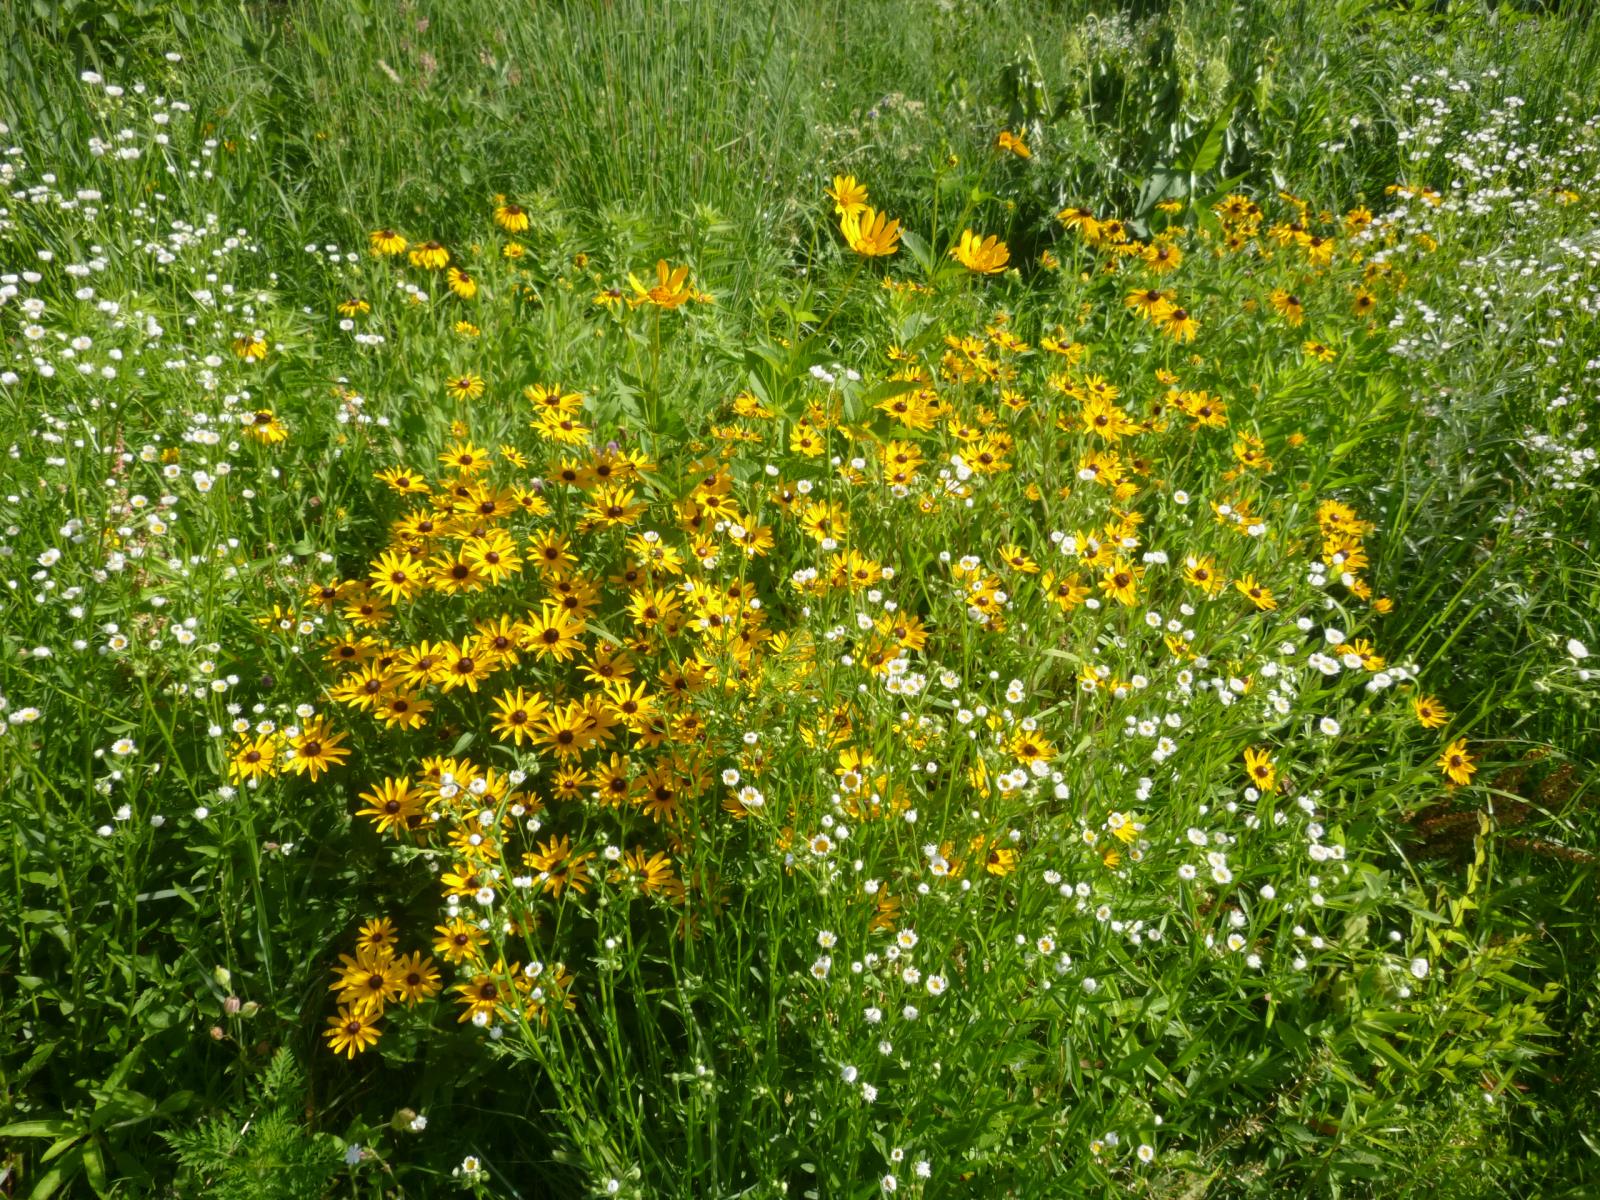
[
  {"left": 284, "top": 718, "right": 349, "bottom": 781},
  {"left": 324, "top": 1005, "right": 383, "bottom": 1057},
  {"left": 408, "top": 240, "right": 449, "bottom": 269},
  {"left": 493, "top": 200, "right": 530, "bottom": 232},
  {"left": 446, "top": 266, "right": 478, "bottom": 299},
  {"left": 1234, "top": 574, "right": 1277, "bottom": 610},
  {"left": 357, "top": 777, "right": 423, "bottom": 836},
  {"left": 228, "top": 733, "right": 279, "bottom": 783},
  {"left": 433, "top": 918, "right": 488, "bottom": 966},
  {"left": 445, "top": 373, "right": 485, "bottom": 402},
  {"left": 1244, "top": 746, "right": 1278, "bottom": 793},
  {"left": 1438, "top": 738, "right": 1476, "bottom": 787},
  {"left": 392, "top": 953, "right": 442, "bottom": 1005},
  {"left": 240, "top": 408, "right": 286, "bottom": 443},
  {"left": 1413, "top": 695, "right": 1450, "bottom": 729},
  {"left": 369, "top": 228, "right": 407, "bottom": 256},
  {"left": 490, "top": 686, "right": 548, "bottom": 747}
]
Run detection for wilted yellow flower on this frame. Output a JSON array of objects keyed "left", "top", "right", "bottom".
[{"left": 996, "top": 130, "right": 1031, "bottom": 159}]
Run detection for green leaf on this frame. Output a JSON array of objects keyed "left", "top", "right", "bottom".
[
  {"left": 898, "top": 229, "right": 933, "bottom": 274},
  {"left": 0, "top": 1120, "right": 76, "bottom": 1138}
]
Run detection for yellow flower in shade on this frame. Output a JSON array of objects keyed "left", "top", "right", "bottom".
[
  {"left": 627, "top": 260, "right": 695, "bottom": 310},
  {"left": 445, "top": 373, "right": 485, "bottom": 402},
  {"left": 840, "top": 206, "right": 902, "bottom": 258},
  {"left": 1234, "top": 574, "right": 1277, "bottom": 611},
  {"left": 330, "top": 661, "right": 396, "bottom": 711},
  {"left": 1413, "top": 695, "right": 1450, "bottom": 729},
  {"left": 392, "top": 953, "right": 442, "bottom": 1005},
  {"left": 494, "top": 201, "right": 530, "bottom": 232},
  {"left": 324, "top": 1005, "right": 382, "bottom": 1058},
  {"left": 285, "top": 718, "right": 350, "bottom": 781},
  {"left": 1244, "top": 746, "right": 1278, "bottom": 793},
  {"left": 232, "top": 335, "right": 267, "bottom": 362},
  {"left": 524, "top": 834, "right": 596, "bottom": 897},
  {"left": 369, "top": 228, "right": 407, "bottom": 256},
  {"left": 329, "top": 947, "right": 402, "bottom": 1015},
  {"left": 996, "top": 130, "right": 1031, "bottom": 159},
  {"left": 453, "top": 971, "right": 512, "bottom": 1025},
  {"left": 446, "top": 267, "right": 478, "bottom": 299},
  {"left": 826, "top": 174, "right": 869, "bottom": 217},
  {"left": 356, "top": 917, "right": 400, "bottom": 957},
  {"left": 1438, "top": 738, "right": 1476, "bottom": 787},
  {"left": 356, "top": 777, "right": 423, "bottom": 837},
  {"left": 408, "top": 240, "right": 449, "bottom": 269},
  {"left": 433, "top": 918, "right": 489, "bottom": 965},
  {"left": 377, "top": 691, "right": 431, "bottom": 731},
  {"left": 950, "top": 230, "right": 1011, "bottom": 274}
]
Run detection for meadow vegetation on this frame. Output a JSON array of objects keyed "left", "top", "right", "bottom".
[{"left": 1, "top": 1, "right": 1597, "bottom": 1196}]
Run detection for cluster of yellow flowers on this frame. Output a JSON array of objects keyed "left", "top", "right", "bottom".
[{"left": 278, "top": 149, "right": 1482, "bottom": 1058}]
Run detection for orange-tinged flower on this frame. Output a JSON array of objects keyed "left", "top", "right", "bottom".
[{"left": 996, "top": 130, "right": 1031, "bottom": 159}]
